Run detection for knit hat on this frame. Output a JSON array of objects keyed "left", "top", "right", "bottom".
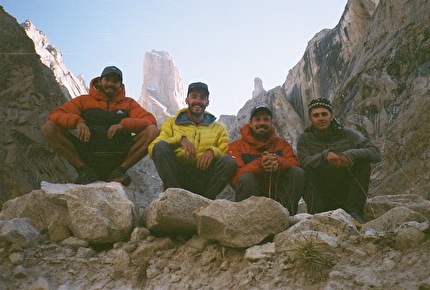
[{"left": 308, "top": 98, "right": 333, "bottom": 114}]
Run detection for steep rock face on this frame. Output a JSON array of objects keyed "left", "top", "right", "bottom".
[
  {"left": 139, "top": 50, "right": 186, "bottom": 124},
  {"left": 283, "top": 0, "right": 379, "bottom": 122},
  {"left": 279, "top": 0, "right": 429, "bottom": 197},
  {"left": 22, "top": 20, "right": 87, "bottom": 98},
  {"left": 0, "top": 8, "right": 76, "bottom": 206}
]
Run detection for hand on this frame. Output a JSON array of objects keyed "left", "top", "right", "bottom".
[
  {"left": 108, "top": 124, "right": 124, "bottom": 140},
  {"left": 261, "top": 152, "right": 279, "bottom": 172},
  {"left": 76, "top": 122, "right": 91, "bottom": 142},
  {"left": 327, "top": 152, "right": 350, "bottom": 168},
  {"left": 181, "top": 136, "right": 196, "bottom": 159},
  {"left": 339, "top": 154, "right": 350, "bottom": 168},
  {"left": 197, "top": 149, "right": 214, "bottom": 170}
]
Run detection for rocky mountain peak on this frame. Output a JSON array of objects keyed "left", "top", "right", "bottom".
[
  {"left": 22, "top": 19, "right": 87, "bottom": 99},
  {"left": 139, "top": 50, "right": 186, "bottom": 124},
  {"left": 251, "top": 77, "right": 267, "bottom": 99}
]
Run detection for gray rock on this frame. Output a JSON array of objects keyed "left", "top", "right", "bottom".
[
  {"left": 130, "top": 227, "right": 151, "bottom": 243},
  {"left": 0, "top": 218, "right": 41, "bottom": 248},
  {"left": 362, "top": 206, "right": 428, "bottom": 232},
  {"left": 0, "top": 190, "right": 71, "bottom": 242},
  {"left": 245, "top": 243, "right": 276, "bottom": 261},
  {"left": 395, "top": 227, "right": 426, "bottom": 250},
  {"left": 60, "top": 237, "right": 89, "bottom": 249},
  {"left": 143, "top": 188, "right": 211, "bottom": 236},
  {"left": 281, "top": 209, "right": 359, "bottom": 242},
  {"left": 365, "top": 194, "right": 430, "bottom": 220},
  {"left": 41, "top": 181, "right": 137, "bottom": 244},
  {"left": 194, "top": 196, "right": 289, "bottom": 248}
]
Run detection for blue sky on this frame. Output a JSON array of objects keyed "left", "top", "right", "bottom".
[{"left": 1, "top": 0, "right": 347, "bottom": 117}]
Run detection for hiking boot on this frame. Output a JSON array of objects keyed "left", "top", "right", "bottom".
[
  {"left": 107, "top": 167, "right": 131, "bottom": 186},
  {"left": 350, "top": 212, "right": 365, "bottom": 229},
  {"left": 75, "top": 165, "right": 98, "bottom": 184}
]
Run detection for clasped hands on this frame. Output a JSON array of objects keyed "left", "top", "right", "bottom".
[
  {"left": 261, "top": 151, "right": 279, "bottom": 172},
  {"left": 181, "top": 136, "right": 213, "bottom": 170},
  {"left": 326, "top": 151, "right": 350, "bottom": 168}
]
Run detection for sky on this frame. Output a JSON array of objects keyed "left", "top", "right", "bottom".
[{"left": 1, "top": 0, "right": 347, "bottom": 117}]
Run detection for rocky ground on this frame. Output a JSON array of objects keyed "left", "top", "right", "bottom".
[{"left": 1, "top": 198, "right": 429, "bottom": 290}]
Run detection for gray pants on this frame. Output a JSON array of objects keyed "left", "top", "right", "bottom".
[
  {"left": 235, "top": 166, "right": 305, "bottom": 215},
  {"left": 152, "top": 141, "right": 236, "bottom": 199}
]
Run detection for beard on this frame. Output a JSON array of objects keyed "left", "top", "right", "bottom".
[{"left": 100, "top": 85, "right": 117, "bottom": 98}]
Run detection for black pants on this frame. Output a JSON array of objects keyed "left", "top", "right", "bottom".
[
  {"left": 303, "top": 161, "right": 371, "bottom": 217},
  {"left": 67, "top": 130, "right": 133, "bottom": 180},
  {"left": 151, "top": 141, "right": 237, "bottom": 199},
  {"left": 235, "top": 166, "right": 305, "bottom": 215}
]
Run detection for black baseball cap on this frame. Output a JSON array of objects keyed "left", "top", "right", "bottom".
[
  {"left": 187, "top": 82, "right": 209, "bottom": 96},
  {"left": 101, "top": 66, "right": 123, "bottom": 82},
  {"left": 250, "top": 102, "right": 272, "bottom": 119}
]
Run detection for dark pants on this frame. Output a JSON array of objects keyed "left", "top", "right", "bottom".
[
  {"left": 151, "top": 141, "right": 237, "bottom": 200},
  {"left": 303, "top": 161, "right": 372, "bottom": 217},
  {"left": 67, "top": 131, "right": 133, "bottom": 180},
  {"left": 235, "top": 166, "right": 305, "bottom": 215}
]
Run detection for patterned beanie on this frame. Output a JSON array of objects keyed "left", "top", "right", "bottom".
[{"left": 308, "top": 98, "right": 333, "bottom": 114}]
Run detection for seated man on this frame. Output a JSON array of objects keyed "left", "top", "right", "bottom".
[
  {"left": 228, "top": 103, "right": 305, "bottom": 215},
  {"left": 42, "top": 66, "right": 159, "bottom": 186},
  {"left": 149, "top": 82, "right": 236, "bottom": 199},
  {"left": 297, "top": 98, "right": 381, "bottom": 226}
]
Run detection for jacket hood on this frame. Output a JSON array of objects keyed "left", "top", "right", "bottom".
[
  {"left": 240, "top": 123, "right": 276, "bottom": 150},
  {"left": 89, "top": 77, "right": 126, "bottom": 102}
]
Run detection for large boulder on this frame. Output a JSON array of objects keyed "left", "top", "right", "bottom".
[
  {"left": 143, "top": 188, "right": 211, "bottom": 236},
  {"left": 194, "top": 196, "right": 290, "bottom": 248},
  {"left": 362, "top": 206, "right": 428, "bottom": 233},
  {"left": 365, "top": 194, "right": 430, "bottom": 221},
  {"left": 282, "top": 209, "right": 360, "bottom": 241},
  {"left": 0, "top": 182, "right": 136, "bottom": 244}
]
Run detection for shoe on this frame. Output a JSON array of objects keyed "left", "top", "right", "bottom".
[
  {"left": 75, "top": 165, "right": 98, "bottom": 184},
  {"left": 107, "top": 167, "right": 131, "bottom": 186},
  {"left": 350, "top": 212, "right": 365, "bottom": 228}
]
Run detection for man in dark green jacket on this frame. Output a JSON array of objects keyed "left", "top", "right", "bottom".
[{"left": 297, "top": 98, "right": 381, "bottom": 227}]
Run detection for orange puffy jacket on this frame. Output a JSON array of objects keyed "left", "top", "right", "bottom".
[
  {"left": 228, "top": 124, "right": 299, "bottom": 188},
  {"left": 48, "top": 77, "right": 157, "bottom": 132}
]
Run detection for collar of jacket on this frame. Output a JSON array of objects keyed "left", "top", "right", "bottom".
[
  {"left": 175, "top": 108, "right": 216, "bottom": 125},
  {"left": 89, "top": 77, "right": 125, "bottom": 102}
]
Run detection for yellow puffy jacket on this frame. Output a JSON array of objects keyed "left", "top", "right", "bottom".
[{"left": 148, "top": 108, "right": 230, "bottom": 165}]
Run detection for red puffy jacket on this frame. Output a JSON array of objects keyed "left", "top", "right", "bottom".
[
  {"left": 228, "top": 124, "right": 298, "bottom": 188},
  {"left": 48, "top": 77, "right": 157, "bottom": 132}
]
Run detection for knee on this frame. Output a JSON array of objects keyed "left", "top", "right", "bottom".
[
  {"left": 218, "top": 155, "right": 237, "bottom": 171},
  {"left": 135, "top": 125, "right": 160, "bottom": 142},
  {"left": 41, "top": 121, "right": 59, "bottom": 138},
  {"left": 237, "top": 172, "right": 257, "bottom": 186},
  {"left": 287, "top": 166, "right": 305, "bottom": 179},
  {"left": 145, "top": 125, "right": 160, "bottom": 140},
  {"left": 152, "top": 140, "right": 171, "bottom": 155}
]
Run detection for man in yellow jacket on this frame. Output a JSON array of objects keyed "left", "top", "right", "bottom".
[{"left": 149, "top": 82, "right": 236, "bottom": 199}]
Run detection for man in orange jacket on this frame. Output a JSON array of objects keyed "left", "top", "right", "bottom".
[
  {"left": 228, "top": 103, "right": 305, "bottom": 215},
  {"left": 42, "top": 66, "right": 159, "bottom": 186}
]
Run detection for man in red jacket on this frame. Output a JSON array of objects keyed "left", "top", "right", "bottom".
[
  {"left": 42, "top": 66, "right": 159, "bottom": 186},
  {"left": 228, "top": 103, "right": 305, "bottom": 215}
]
